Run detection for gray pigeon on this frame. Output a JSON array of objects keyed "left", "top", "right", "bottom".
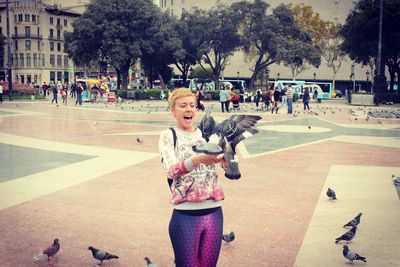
[
  {"left": 144, "top": 256, "right": 158, "bottom": 267},
  {"left": 43, "top": 238, "right": 60, "bottom": 260},
  {"left": 343, "top": 213, "right": 363, "bottom": 228},
  {"left": 222, "top": 231, "right": 235, "bottom": 244},
  {"left": 335, "top": 226, "right": 357, "bottom": 244},
  {"left": 342, "top": 245, "right": 367, "bottom": 263},
  {"left": 88, "top": 246, "right": 119, "bottom": 264},
  {"left": 326, "top": 188, "right": 337, "bottom": 200},
  {"left": 198, "top": 110, "right": 262, "bottom": 179}
]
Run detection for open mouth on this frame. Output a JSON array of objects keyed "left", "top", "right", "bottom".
[{"left": 183, "top": 115, "right": 193, "bottom": 121}]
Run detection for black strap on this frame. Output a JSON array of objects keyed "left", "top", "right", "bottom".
[{"left": 167, "top": 127, "right": 177, "bottom": 191}]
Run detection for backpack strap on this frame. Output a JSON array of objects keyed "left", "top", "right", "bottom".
[{"left": 167, "top": 127, "right": 177, "bottom": 191}]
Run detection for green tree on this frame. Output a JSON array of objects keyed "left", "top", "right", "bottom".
[
  {"left": 196, "top": 6, "right": 242, "bottom": 91},
  {"left": 65, "top": 0, "right": 161, "bottom": 89},
  {"left": 292, "top": 4, "right": 345, "bottom": 90},
  {"left": 341, "top": 0, "right": 400, "bottom": 92}
]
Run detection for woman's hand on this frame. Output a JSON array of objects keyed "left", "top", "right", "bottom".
[{"left": 192, "top": 153, "right": 225, "bottom": 166}]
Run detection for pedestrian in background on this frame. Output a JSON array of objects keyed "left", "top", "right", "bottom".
[
  {"left": 271, "top": 87, "right": 281, "bottom": 114},
  {"left": 51, "top": 82, "right": 58, "bottom": 105},
  {"left": 303, "top": 87, "right": 311, "bottom": 112},
  {"left": 219, "top": 87, "right": 228, "bottom": 113},
  {"left": 0, "top": 83, "right": 3, "bottom": 103},
  {"left": 75, "top": 83, "right": 83, "bottom": 105},
  {"left": 286, "top": 84, "right": 295, "bottom": 114}
]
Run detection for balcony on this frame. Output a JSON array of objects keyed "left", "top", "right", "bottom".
[
  {"left": 12, "top": 34, "right": 43, "bottom": 40},
  {"left": 56, "top": 24, "right": 63, "bottom": 30}
]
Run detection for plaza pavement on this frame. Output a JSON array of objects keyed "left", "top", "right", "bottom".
[{"left": 0, "top": 97, "right": 399, "bottom": 267}]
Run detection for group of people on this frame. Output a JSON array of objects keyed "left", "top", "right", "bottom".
[
  {"left": 253, "top": 84, "right": 314, "bottom": 114},
  {"left": 43, "top": 81, "right": 85, "bottom": 106},
  {"left": 218, "top": 84, "right": 237, "bottom": 113}
]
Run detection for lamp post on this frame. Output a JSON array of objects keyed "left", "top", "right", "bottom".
[
  {"left": 351, "top": 63, "right": 355, "bottom": 92},
  {"left": 277, "top": 72, "right": 280, "bottom": 80},
  {"left": 237, "top": 70, "right": 240, "bottom": 82},
  {"left": 313, "top": 72, "right": 316, "bottom": 83},
  {"left": 6, "top": 0, "right": 13, "bottom": 101},
  {"left": 366, "top": 70, "right": 370, "bottom": 92}
]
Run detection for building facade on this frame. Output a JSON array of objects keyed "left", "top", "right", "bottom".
[
  {"left": 0, "top": 0, "right": 87, "bottom": 85},
  {"left": 160, "top": 0, "right": 370, "bottom": 90}
]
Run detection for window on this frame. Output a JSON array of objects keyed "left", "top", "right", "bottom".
[
  {"left": 15, "top": 40, "right": 18, "bottom": 51},
  {"left": 37, "top": 27, "right": 40, "bottom": 37},
  {"left": 0, "top": 27, "right": 2, "bottom": 35},
  {"left": 64, "top": 71, "right": 69, "bottom": 83},
  {"left": 18, "top": 14, "right": 23, "bottom": 22},
  {"left": 32, "top": 15, "right": 36, "bottom": 22},
  {"left": 57, "top": 71, "right": 62, "bottom": 82},
  {"left": 57, "top": 30, "right": 60, "bottom": 39},
  {"left": 57, "top": 42, "right": 61, "bottom": 52},
  {"left": 50, "top": 71, "right": 55, "bottom": 83},
  {"left": 14, "top": 26, "right": 17, "bottom": 35},
  {"left": 14, "top": 54, "right": 18, "bottom": 67},
  {"left": 57, "top": 55, "right": 62, "bottom": 67},
  {"left": 50, "top": 17, "right": 53, "bottom": 25},
  {"left": 20, "top": 75, "right": 25, "bottom": 84},
  {"left": 26, "top": 53, "right": 31, "bottom": 67},
  {"left": 64, "top": 56, "right": 68, "bottom": 68},
  {"left": 42, "top": 54, "right": 46, "bottom": 66},
  {"left": 20, "top": 53, "right": 24, "bottom": 67},
  {"left": 49, "top": 29, "right": 53, "bottom": 39},
  {"left": 37, "top": 40, "right": 41, "bottom": 51},
  {"left": 33, "top": 53, "right": 37, "bottom": 67},
  {"left": 0, "top": 15, "right": 2, "bottom": 23},
  {"left": 24, "top": 14, "right": 30, "bottom": 22},
  {"left": 50, "top": 54, "right": 55, "bottom": 67},
  {"left": 57, "top": 18, "right": 60, "bottom": 26},
  {"left": 25, "top": 40, "right": 31, "bottom": 50},
  {"left": 27, "top": 75, "right": 31, "bottom": 84},
  {"left": 14, "top": 14, "right": 17, "bottom": 23},
  {"left": 171, "top": 0, "right": 174, "bottom": 5},
  {"left": 50, "top": 42, "right": 54, "bottom": 51},
  {"left": 64, "top": 19, "right": 67, "bottom": 27},
  {"left": 25, "top": 26, "right": 30, "bottom": 37}
]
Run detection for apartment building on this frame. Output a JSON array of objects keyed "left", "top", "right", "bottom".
[{"left": 0, "top": 0, "right": 85, "bottom": 85}]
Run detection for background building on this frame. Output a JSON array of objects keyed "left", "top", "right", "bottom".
[
  {"left": 160, "top": 0, "right": 370, "bottom": 91},
  {"left": 0, "top": 0, "right": 86, "bottom": 85}
]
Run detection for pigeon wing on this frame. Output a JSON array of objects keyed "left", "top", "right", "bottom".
[{"left": 217, "top": 115, "right": 262, "bottom": 143}]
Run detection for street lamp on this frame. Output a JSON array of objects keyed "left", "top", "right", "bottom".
[
  {"left": 277, "top": 72, "right": 280, "bottom": 80},
  {"left": 351, "top": 63, "right": 355, "bottom": 92},
  {"left": 313, "top": 72, "right": 316, "bottom": 83}
]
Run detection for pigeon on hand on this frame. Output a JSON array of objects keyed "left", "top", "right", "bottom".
[
  {"left": 137, "top": 137, "right": 144, "bottom": 143},
  {"left": 343, "top": 213, "right": 363, "bottom": 228},
  {"left": 198, "top": 110, "right": 262, "bottom": 180},
  {"left": 222, "top": 231, "right": 235, "bottom": 244},
  {"left": 326, "top": 188, "right": 337, "bottom": 200},
  {"left": 88, "top": 246, "right": 119, "bottom": 264},
  {"left": 335, "top": 226, "right": 357, "bottom": 244},
  {"left": 144, "top": 256, "right": 158, "bottom": 267},
  {"left": 343, "top": 245, "right": 367, "bottom": 263}
]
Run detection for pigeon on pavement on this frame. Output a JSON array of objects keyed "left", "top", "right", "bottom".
[
  {"left": 88, "top": 246, "right": 119, "bottom": 264},
  {"left": 342, "top": 245, "right": 367, "bottom": 263},
  {"left": 335, "top": 226, "right": 357, "bottom": 244},
  {"left": 343, "top": 213, "right": 363, "bottom": 228},
  {"left": 326, "top": 188, "right": 337, "bottom": 200},
  {"left": 222, "top": 231, "right": 235, "bottom": 244},
  {"left": 144, "top": 256, "right": 158, "bottom": 267},
  {"left": 43, "top": 238, "right": 60, "bottom": 261}
]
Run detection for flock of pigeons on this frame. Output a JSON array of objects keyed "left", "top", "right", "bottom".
[
  {"left": 326, "top": 188, "right": 367, "bottom": 264},
  {"left": 34, "top": 239, "right": 157, "bottom": 266}
]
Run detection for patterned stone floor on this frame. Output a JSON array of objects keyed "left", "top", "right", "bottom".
[{"left": 0, "top": 99, "right": 399, "bottom": 267}]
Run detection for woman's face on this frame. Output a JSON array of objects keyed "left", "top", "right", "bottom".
[{"left": 172, "top": 96, "right": 196, "bottom": 132}]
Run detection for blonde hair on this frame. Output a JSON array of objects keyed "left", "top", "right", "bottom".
[{"left": 168, "top": 88, "right": 195, "bottom": 108}]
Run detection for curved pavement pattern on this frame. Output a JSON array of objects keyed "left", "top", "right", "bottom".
[{"left": 0, "top": 100, "right": 399, "bottom": 266}]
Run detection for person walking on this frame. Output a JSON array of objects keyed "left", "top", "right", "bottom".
[
  {"left": 281, "top": 84, "right": 288, "bottom": 107},
  {"left": 303, "top": 87, "right": 311, "bottom": 112},
  {"left": 51, "top": 82, "right": 58, "bottom": 105},
  {"left": 286, "top": 84, "right": 295, "bottom": 114},
  {"left": 219, "top": 87, "right": 229, "bottom": 113},
  {"left": 75, "top": 83, "right": 83, "bottom": 105},
  {"left": 226, "top": 85, "right": 234, "bottom": 112},
  {"left": 271, "top": 87, "right": 281, "bottom": 114},
  {"left": 159, "top": 88, "right": 226, "bottom": 267},
  {"left": 0, "top": 83, "right": 3, "bottom": 103},
  {"left": 255, "top": 88, "right": 262, "bottom": 109}
]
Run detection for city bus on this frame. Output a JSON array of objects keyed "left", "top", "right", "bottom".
[
  {"left": 271, "top": 80, "right": 332, "bottom": 99},
  {"left": 188, "top": 78, "right": 247, "bottom": 92}
]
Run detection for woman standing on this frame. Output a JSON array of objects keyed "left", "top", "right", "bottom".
[
  {"left": 303, "top": 87, "right": 311, "bottom": 112},
  {"left": 159, "top": 88, "right": 226, "bottom": 267}
]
